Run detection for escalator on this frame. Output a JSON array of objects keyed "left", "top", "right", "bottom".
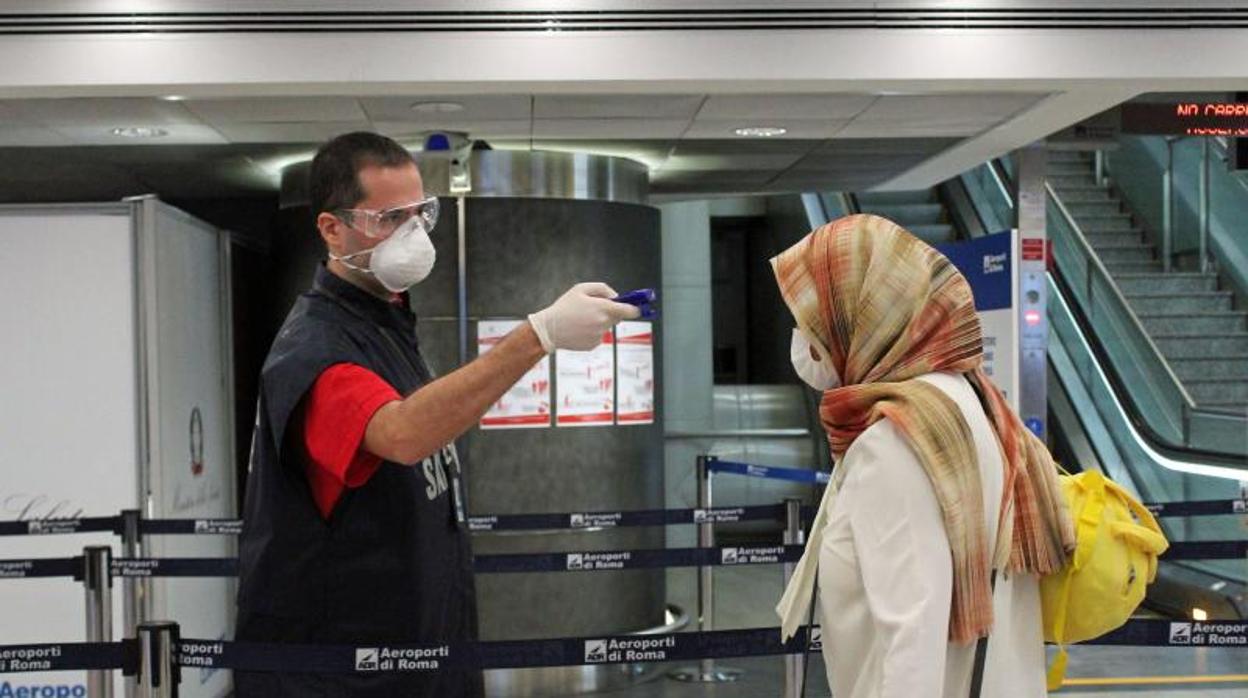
[{"left": 957, "top": 155, "right": 1248, "bottom": 620}]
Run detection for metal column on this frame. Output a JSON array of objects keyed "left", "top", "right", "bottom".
[
  {"left": 781, "top": 498, "right": 807, "bottom": 698},
  {"left": 1163, "top": 138, "right": 1177, "bottom": 273},
  {"left": 136, "top": 622, "right": 179, "bottom": 698},
  {"left": 83, "top": 546, "right": 114, "bottom": 698},
  {"left": 1200, "top": 138, "right": 1211, "bottom": 274},
  {"left": 120, "top": 509, "right": 143, "bottom": 698},
  {"left": 1014, "top": 145, "right": 1050, "bottom": 441},
  {"left": 670, "top": 456, "right": 741, "bottom": 683}
]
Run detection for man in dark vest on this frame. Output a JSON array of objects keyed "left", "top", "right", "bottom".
[{"left": 235, "top": 132, "right": 638, "bottom": 697}]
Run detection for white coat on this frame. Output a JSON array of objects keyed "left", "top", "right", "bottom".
[{"left": 779, "top": 371, "right": 1047, "bottom": 698}]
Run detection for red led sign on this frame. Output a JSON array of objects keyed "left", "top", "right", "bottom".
[{"left": 1121, "top": 103, "right": 1248, "bottom": 137}]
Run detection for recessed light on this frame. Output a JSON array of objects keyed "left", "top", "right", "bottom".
[
  {"left": 110, "top": 127, "right": 169, "bottom": 139},
  {"left": 410, "top": 101, "right": 465, "bottom": 114},
  {"left": 160, "top": 95, "right": 186, "bottom": 102},
  {"left": 734, "top": 126, "right": 788, "bottom": 138}
]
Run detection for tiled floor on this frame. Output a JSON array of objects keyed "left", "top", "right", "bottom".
[{"left": 584, "top": 566, "right": 1248, "bottom": 698}]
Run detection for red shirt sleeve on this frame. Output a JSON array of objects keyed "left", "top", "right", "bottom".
[{"left": 302, "top": 363, "right": 401, "bottom": 519}]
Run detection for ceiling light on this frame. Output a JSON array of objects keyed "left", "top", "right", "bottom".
[
  {"left": 1192, "top": 607, "right": 1209, "bottom": 621},
  {"left": 734, "top": 126, "right": 787, "bottom": 138},
  {"left": 160, "top": 95, "right": 186, "bottom": 102},
  {"left": 411, "top": 101, "right": 465, "bottom": 114},
  {"left": 110, "top": 127, "right": 169, "bottom": 139}
]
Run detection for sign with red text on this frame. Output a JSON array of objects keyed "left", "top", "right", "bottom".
[
  {"left": 556, "top": 331, "right": 616, "bottom": 427},
  {"left": 478, "top": 320, "right": 552, "bottom": 429},
  {"left": 615, "top": 322, "right": 655, "bottom": 425}
]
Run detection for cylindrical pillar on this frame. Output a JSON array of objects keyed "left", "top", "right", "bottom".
[
  {"left": 782, "top": 498, "right": 807, "bottom": 697},
  {"left": 83, "top": 546, "right": 113, "bottom": 698},
  {"left": 136, "top": 622, "right": 179, "bottom": 698}
]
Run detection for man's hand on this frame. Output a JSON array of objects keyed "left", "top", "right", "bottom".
[{"left": 527, "top": 283, "right": 641, "bottom": 353}]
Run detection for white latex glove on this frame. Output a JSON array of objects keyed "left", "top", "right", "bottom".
[{"left": 527, "top": 283, "right": 641, "bottom": 353}]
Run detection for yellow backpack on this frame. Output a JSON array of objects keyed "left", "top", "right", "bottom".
[{"left": 1040, "top": 469, "right": 1169, "bottom": 691}]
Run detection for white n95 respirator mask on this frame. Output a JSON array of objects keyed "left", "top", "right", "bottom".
[
  {"left": 332, "top": 216, "right": 437, "bottom": 293},
  {"left": 790, "top": 328, "right": 841, "bottom": 392}
]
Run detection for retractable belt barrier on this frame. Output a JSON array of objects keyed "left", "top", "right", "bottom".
[
  {"left": 2, "top": 619, "right": 1245, "bottom": 677},
  {"left": 0, "top": 462, "right": 1242, "bottom": 540},
  {"left": 0, "top": 545, "right": 809, "bottom": 580}
]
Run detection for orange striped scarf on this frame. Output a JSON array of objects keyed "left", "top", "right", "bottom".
[{"left": 772, "top": 214, "right": 1074, "bottom": 644}]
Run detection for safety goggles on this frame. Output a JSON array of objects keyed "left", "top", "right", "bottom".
[{"left": 335, "top": 197, "right": 440, "bottom": 239}]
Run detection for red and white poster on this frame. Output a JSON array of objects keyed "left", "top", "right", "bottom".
[
  {"left": 556, "top": 330, "right": 616, "bottom": 427},
  {"left": 615, "top": 321, "right": 654, "bottom": 425},
  {"left": 478, "top": 320, "right": 552, "bottom": 429}
]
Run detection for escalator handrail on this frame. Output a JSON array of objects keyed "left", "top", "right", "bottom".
[{"left": 1045, "top": 180, "right": 1200, "bottom": 411}]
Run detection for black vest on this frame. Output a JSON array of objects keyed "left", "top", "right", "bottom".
[{"left": 235, "top": 265, "right": 482, "bottom": 697}]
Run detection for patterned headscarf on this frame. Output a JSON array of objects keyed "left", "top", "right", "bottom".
[{"left": 773, "top": 213, "right": 1073, "bottom": 643}]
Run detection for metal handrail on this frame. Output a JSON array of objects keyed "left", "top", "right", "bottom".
[
  {"left": 988, "top": 160, "right": 1015, "bottom": 210},
  {"left": 1044, "top": 181, "right": 1200, "bottom": 414}
]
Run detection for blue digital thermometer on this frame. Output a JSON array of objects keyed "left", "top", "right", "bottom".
[{"left": 612, "top": 288, "right": 658, "bottom": 319}]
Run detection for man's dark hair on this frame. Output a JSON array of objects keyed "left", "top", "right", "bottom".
[{"left": 310, "top": 132, "right": 416, "bottom": 216}]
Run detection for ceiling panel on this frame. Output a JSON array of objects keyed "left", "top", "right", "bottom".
[
  {"left": 669, "top": 139, "right": 821, "bottom": 157},
  {"left": 682, "top": 118, "right": 851, "bottom": 139},
  {"left": 0, "top": 125, "right": 69, "bottom": 146},
  {"left": 532, "top": 118, "right": 690, "bottom": 139},
  {"left": 534, "top": 94, "right": 704, "bottom": 119},
  {"left": 374, "top": 119, "right": 533, "bottom": 141},
  {"left": 52, "top": 123, "right": 229, "bottom": 146},
  {"left": 360, "top": 95, "right": 532, "bottom": 123},
  {"left": 0, "top": 98, "right": 205, "bottom": 128},
  {"left": 696, "top": 94, "right": 876, "bottom": 120},
  {"left": 660, "top": 150, "right": 805, "bottom": 172},
  {"left": 650, "top": 168, "right": 777, "bottom": 186},
  {"left": 212, "top": 121, "right": 372, "bottom": 144},
  {"left": 185, "top": 96, "right": 366, "bottom": 123},
  {"left": 838, "top": 93, "right": 1046, "bottom": 138}
]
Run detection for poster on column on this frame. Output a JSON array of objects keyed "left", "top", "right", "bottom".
[
  {"left": 936, "top": 230, "right": 1021, "bottom": 411},
  {"left": 616, "top": 321, "right": 655, "bottom": 425},
  {"left": 478, "top": 320, "right": 552, "bottom": 429},
  {"left": 556, "top": 331, "right": 616, "bottom": 427}
]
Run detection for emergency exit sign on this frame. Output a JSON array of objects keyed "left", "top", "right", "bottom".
[{"left": 1121, "top": 103, "right": 1248, "bottom": 136}]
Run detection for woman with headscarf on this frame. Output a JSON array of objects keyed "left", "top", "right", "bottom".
[{"left": 774, "top": 214, "right": 1075, "bottom": 697}]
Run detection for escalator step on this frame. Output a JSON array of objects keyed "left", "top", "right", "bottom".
[
  {"left": 1154, "top": 333, "right": 1248, "bottom": 357},
  {"left": 1170, "top": 357, "right": 1248, "bottom": 380},
  {"left": 1115, "top": 273, "right": 1219, "bottom": 294},
  {"left": 1184, "top": 379, "right": 1248, "bottom": 404},
  {"left": 1105, "top": 261, "right": 1165, "bottom": 274},
  {"left": 1126, "top": 292, "right": 1234, "bottom": 314},
  {"left": 1139, "top": 313, "right": 1248, "bottom": 335}
]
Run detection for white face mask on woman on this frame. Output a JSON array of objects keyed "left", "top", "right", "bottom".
[
  {"left": 790, "top": 328, "right": 841, "bottom": 391},
  {"left": 331, "top": 216, "right": 437, "bottom": 293}
]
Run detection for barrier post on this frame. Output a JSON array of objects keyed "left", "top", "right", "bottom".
[
  {"left": 120, "top": 509, "right": 143, "bottom": 698},
  {"left": 782, "top": 498, "right": 806, "bottom": 698},
  {"left": 136, "top": 622, "right": 179, "bottom": 698},
  {"left": 83, "top": 546, "right": 114, "bottom": 698},
  {"left": 670, "top": 455, "right": 742, "bottom": 683}
]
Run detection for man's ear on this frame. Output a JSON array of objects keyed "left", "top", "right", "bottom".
[{"left": 316, "top": 212, "right": 342, "bottom": 250}]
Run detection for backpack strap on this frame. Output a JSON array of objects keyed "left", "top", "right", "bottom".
[{"left": 969, "top": 571, "right": 998, "bottom": 698}]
